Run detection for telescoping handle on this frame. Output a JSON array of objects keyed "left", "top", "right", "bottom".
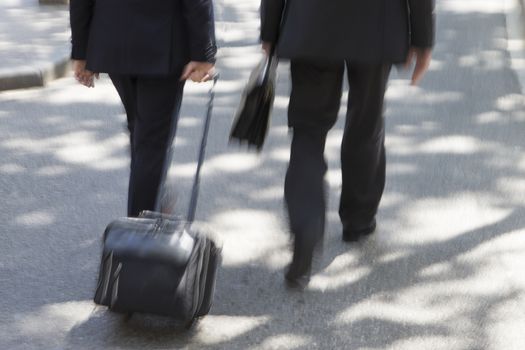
[
  {"left": 186, "top": 74, "right": 219, "bottom": 223},
  {"left": 153, "top": 74, "right": 219, "bottom": 223}
]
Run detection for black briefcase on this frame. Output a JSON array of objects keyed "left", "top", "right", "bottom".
[
  {"left": 93, "top": 77, "right": 221, "bottom": 328},
  {"left": 230, "top": 54, "right": 277, "bottom": 150}
]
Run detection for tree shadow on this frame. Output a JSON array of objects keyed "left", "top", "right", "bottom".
[{"left": 1, "top": 1, "right": 525, "bottom": 350}]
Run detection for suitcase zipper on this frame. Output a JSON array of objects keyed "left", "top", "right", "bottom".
[
  {"left": 190, "top": 238, "right": 206, "bottom": 319},
  {"left": 110, "top": 262, "right": 122, "bottom": 309},
  {"left": 195, "top": 240, "right": 212, "bottom": 317},
  {"left": 97, "top": 251, "right": 113, "bottom": 304}
]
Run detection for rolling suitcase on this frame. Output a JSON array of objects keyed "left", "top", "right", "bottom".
[{"left": 93, "top": 76, "right": 221, "bottom": 328}]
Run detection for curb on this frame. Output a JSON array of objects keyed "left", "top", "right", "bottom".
[
  {"left": 0, "top": 56, "right": 70, "bottom": 92},
  {"left": 505, "top": 0, "right": 525, "bottom": 93},
  {"left": 0, "top": 0, "right": 71, "bottom": 92}
]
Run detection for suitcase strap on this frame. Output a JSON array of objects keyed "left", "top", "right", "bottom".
[{"left": 154, "top": 74, "right": 219, "bottom": 223}]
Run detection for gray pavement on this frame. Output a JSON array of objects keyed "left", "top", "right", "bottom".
[
  {"left": 0, "top": 0, "right": 70, "bottom": 91},
  {"left": 1, "top": 0, "right": 525, "bottom": 349}
]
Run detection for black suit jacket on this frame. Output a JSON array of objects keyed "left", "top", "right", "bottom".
[
  {"left": 261, "top": 0, "right": 435, "bottom": 63},
  {"left": 70, "top": 0, "right": 217, "bottom": 75}
]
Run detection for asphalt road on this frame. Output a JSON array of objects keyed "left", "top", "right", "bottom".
[{"left": 1, "top": 0, "right": 525, "bottom": 349}]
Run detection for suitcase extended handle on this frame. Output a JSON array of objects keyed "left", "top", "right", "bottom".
[
  {"left": 154, "top": 74, "right": 219, "bottom": 223},
  {"left": 186, "top": 74, "right": 219, "bottom": 223}
]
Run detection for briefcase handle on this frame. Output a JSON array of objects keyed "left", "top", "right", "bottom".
[{"left": 154, "top": 74, "right": 219, "bottom": 223}]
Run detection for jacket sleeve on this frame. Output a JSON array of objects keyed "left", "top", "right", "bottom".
[
  {"left": 182, "top": 0, "right": 217, "bottom": 63},
  {"left": 407, "top": 0, "right": 435, "bottom": 48},
  {"left": 260, "top": 0, "right": 285, "bottom": 43},
  {"left": 69, "top": 0, "right": 94, "bottom": 60}
]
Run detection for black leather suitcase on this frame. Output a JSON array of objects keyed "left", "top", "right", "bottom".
[
  {"left": 93, "top": 212, "right": 220, "bottom": 325},
  {"left": 93, "top": 77, "right": 221, "bottom": 327}
]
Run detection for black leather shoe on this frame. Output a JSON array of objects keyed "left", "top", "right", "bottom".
[
  {"left": 285, "top": 268, "right": 310, "bottom": 289},
  {"left": 342, "top": 219, "right": 376, "bottom": 242},
  {"left": 284, "top": 233, "right": 316, "bottom": 289}
]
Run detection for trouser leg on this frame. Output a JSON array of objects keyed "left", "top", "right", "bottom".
[
  {"left": 109, "top": 75, "right": 137, "bottom": 146},
  {"left": 110, "top": 74, "right": 185, "bottom": 217},
  {"left": 109, "top": 75, "right": 138, "bottom": 214},
  {"left": 339, "top": 62, "right": 392, "bottom": 230},
  {"left": 285, "top": 128, "right": 328, "bottom": 243},
  {"left": 285, "top": 60, "right": 344, "bottom": 279}
]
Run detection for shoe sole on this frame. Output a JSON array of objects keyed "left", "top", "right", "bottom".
[{"left": 342, "top": 222, "right": 376, "bottom": 242}]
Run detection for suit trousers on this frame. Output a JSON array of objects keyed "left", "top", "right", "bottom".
[
  {"left": 286, "top": 60, "right": 391, "bottom": 241},
  {"left": 109, "top": 74, "right": 185, "bottom": 217}
]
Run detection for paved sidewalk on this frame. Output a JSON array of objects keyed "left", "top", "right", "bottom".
[{"left": 0, "top": 0, "right": 70, "bottom": 91}]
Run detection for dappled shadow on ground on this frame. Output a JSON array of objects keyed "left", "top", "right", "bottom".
[{"left": 1, "top": 0, "right": 525, "bottom": 349}]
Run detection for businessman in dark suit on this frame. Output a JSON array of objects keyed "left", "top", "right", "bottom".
[
  {"left": 70, "top": 0, "right": 217, "bottom": 217},
  {"left": 261, "top": 0, "right": 435, "bottom": 287}
]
